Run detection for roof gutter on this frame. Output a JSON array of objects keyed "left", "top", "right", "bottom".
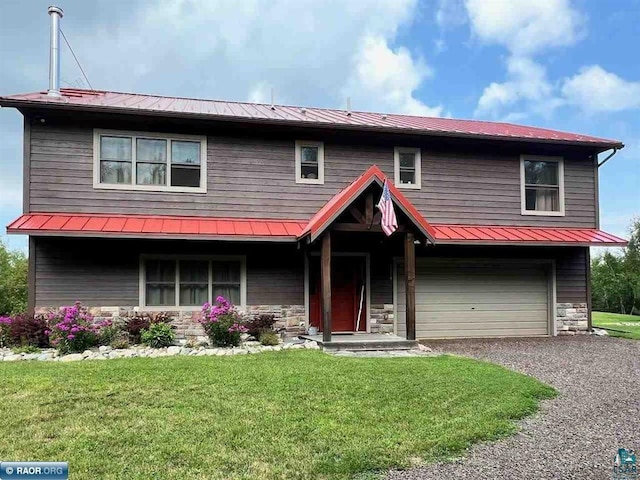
[{"left": 597, "top": 147, "right": 620, "bottom": 168}]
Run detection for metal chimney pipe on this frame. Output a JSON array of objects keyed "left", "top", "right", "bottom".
[{"left": 47, "top": 5, "right": 64, "bottom": 97}]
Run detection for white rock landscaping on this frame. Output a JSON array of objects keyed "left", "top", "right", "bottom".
[{"left": 0, "top": 339, "right": 320, "bottom": 362}]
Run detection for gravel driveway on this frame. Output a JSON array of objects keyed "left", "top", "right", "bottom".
[{"left": 387, "top": 336, "right": 640, "bottom": 480}]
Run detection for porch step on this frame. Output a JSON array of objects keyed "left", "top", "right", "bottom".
[{"left": 299, "top": 334, "right": 417, "bottom": 352}]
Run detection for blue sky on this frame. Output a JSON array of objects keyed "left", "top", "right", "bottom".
[{"left": 0, "top": 0, "right": 638, "bottom": 252}]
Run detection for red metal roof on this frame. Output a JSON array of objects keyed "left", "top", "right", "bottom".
[
  {"left": 298, "top": 165, "right": 437, "bottom": 242},
  {"left": 432, "top": 224, "right": 627, "bottom": 246},
  {"left": 7, "top": 213, "right": 626, "bottom": 246},
  {"left": 7, "top": 213, "right": 306, "bottom": 241},
  {"left": 0, "top": 88, "right": 622, "bottom": 149}
]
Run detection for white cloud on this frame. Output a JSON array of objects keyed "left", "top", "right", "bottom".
[
  {"left": 435, "top": 0, "right": 467, "bottom": 29},
  {"left": 464, "top": 0, "right": 585, "bottom": 56},
  {"left": 463, "top": 0, "right": 585, "bottom": 119},
  {"left": 68, "top": 0, "right": 439, "bottom": 116},
  {"left": 343, "top": 35, "right": 443, "bottom": 117},
  {"left": 562, "top": 65, "right": 640, "bottom": 113},
  {"left": 475, "top": 56, "right": 560, "bottom": 118}
]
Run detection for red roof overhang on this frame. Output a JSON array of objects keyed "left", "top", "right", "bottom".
[
  {"left": 6, "top": 213, "right": 627, "bottom": 246},
  {"left": 298, "top": 165, "right": 437, "bottom": 243},
  {"left": 6, "top": 213, "right": 307, "bottom": 242},
  {"left": 431, "top": 224, "right": 627, "bottom": 246}
]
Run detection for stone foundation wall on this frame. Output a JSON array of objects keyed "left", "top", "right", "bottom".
[
  {"left": 37, "top": 305, "right": 306, "bottom": 342},
  {"left": 370, "top": 304, "right": 395, "bottom": 334},
  {"left": 556, "top": 302, "right": 589, "bottom": 335}
]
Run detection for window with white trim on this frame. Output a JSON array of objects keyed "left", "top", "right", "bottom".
[
  {"left": 394, "top": 147, "right": 421, "bottom": 189},
  {"left": 521, "top": 156, "right": 565, "bottom": 215},
  {"left": 141, "top": 257, "right": 246, "bottom": 308},
  {"left": 295, "top": 140, "right": 324, "bottom": 184},
  {"left": 94, "top": 130, "right": 207, "bottom": 193}
]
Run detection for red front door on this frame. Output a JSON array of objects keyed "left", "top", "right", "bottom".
[{"left": 309, "top": 256, "right": 366, "bottom": 332}]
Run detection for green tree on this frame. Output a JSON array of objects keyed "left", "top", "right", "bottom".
[
  {"left": 0, "top": 241, "right": 28, "bottom": 315},
  {"left": 591, "top": 217, "right": 640, "bottom": 315}
]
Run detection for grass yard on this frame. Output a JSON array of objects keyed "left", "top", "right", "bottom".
[
  {"left": 0, "top": 351, "right": 554, "bottom": 480},
  {"left": 593, "top": 311, "right": 640, "bottom": 339}
]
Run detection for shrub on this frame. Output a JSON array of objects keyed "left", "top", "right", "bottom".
[
  {"left": 141, "top": 322, "right": 175, "bottom": 348},
  {"left": 0, "top": 314, "right": 49, "bottom": 347},
  {"left": 98, "top": 323, "right": 122, "bottom": 346},
  {"left": 259, "top": 331, "right": 280, "bottom": 346},
  {"left": 0, "top": 316, "right": 12, "bottom": 347},
  {"left": 46, "top": 302, "right": 99, "bottom": 354},
  {"left": 245, "top": 314, "right": 276, "bottom": 340},
  {"left": 124, "top": 312, "right": 171, "bottom": 344},
  {"left": 199, "top": 297, "right": 247, "bottom": 347},
  {"left": 110, "top": 337, "right": 130, "bottom": 350},
  {"left": 12, "top": 345, "right": 40, "bottom": 354}
]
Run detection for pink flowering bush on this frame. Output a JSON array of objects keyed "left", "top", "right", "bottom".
[
  {"left": 46, "top": 302, "right": 107, "bottom": 353},
  {"left": 199, "top": 296, "right": 247, "bottom": 347}
]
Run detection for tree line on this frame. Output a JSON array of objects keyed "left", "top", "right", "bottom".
[{"left": 591, "top": 218, "right": 640, "bottom": 315}]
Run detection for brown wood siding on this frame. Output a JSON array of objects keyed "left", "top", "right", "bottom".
[
  {"left": 28, "top": 121, "right": 597, "bottom": 228},
  {"left": 556, "top": 247, "right": 588, "bottom": 304},
  {"left": 34, "top": 237, "right": 304, "bottom": 308}
]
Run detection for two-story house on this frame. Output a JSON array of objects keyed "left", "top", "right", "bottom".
[{"left": 0, "top": 86, "right": 627, "bottom": 343}]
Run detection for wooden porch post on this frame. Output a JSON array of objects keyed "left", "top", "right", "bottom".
[
  {"left": 321, "top": 231, "right": 332, "bottom": 342},
  {"left": 404, "top": 231, "right": 416, "bottom": 340}
]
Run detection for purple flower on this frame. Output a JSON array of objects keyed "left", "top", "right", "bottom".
[
  {"left": 67, "top": 334, "right": 75, "bottom": 340},
  {"left": 44, "top": 329, "right": 51, "bottom": 336}
]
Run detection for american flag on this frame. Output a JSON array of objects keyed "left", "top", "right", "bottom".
[{"left": 377, "top": 180, "right": 398, "bottom": 236}]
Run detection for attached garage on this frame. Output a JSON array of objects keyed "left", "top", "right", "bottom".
[{"left": 396, "top": 258, "right": 553, "bottom": 339}]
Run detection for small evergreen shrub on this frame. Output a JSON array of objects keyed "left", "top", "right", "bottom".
[
  {"left": 199, "top": 297, "right": 247, "bottom": 347},
  {"left": 141, "top": 322, "right": 175, "bottom": 348},
  {"left": 245, "top": 314, "right": 276, "bottom": 340},
  {"left": 259, "top": 331, "right": 280, "bottom": 346}
]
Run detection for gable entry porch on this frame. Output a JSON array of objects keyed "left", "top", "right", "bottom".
[{"left": 298, "top": 165, "right": 435, "bottom": 351}]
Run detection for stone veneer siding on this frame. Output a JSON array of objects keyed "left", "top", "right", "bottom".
[
  {"left": 556, "top": 302, "right": 589, "bottom": 334},
  {"left": 370, "top": 304, "right": 395, "bottom": 334},
  {"left": 37, "top": 305, "right": 307, "bottom": 342}
]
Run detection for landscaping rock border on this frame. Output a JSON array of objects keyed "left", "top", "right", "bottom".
[{"left": 0, "top": 340, "right": 320, "bottom": 362}]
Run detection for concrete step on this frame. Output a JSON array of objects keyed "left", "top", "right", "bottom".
[{"left": 320, "top": 340, "right": 418, "bottom": 352}]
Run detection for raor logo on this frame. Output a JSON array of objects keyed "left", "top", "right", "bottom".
[{"left": 613, "top": 448, "right": 638, "bottom": 480}]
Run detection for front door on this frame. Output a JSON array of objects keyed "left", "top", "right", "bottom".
[{"left": 309, "top": 256, "right": 366, "bottom": 332}]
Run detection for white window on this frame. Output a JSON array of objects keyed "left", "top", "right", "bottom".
[
  {"left": 140, "top": 256, "right": 246, "bottom": 309},
  {"left": 520, "top": 156, "right": 565, "bottom": 216},
  {"left": 94, "top": 130, "right": 207, "bottom": 193},
  {"left": 295, "top": 140, "right": 324, "bottom": 184},
  {"left": 394, "top": 147, "right": 421, "bottom": 189}
]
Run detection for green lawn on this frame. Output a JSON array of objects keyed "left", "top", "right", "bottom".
[
  {"left": 0, "top": 351, "right": 554, "bottom": 480},
  {"left": 593, "top": 311, "right": 640, "bottom": 339}
]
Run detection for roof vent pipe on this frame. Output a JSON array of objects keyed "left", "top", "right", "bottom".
[{"left": 47, "top": 5, "right": 64, "bottom": 97}]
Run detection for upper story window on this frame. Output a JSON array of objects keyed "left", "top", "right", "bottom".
[
  {"left": 295, "top": 140, "right": 324, "bottom": 184},
  {"left": 94, "top": 130, "right": 207, "bottom": 193},
  {"left": 141, "top": 256, "right": 246, "bottom": 309},
  {"left": 521, "top": 155, "right": 565, "bottom": 216},
  {"left": 394, "top": 147, "right": 421, "bottom": 189}
]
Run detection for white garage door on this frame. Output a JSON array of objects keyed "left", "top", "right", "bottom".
[{"left": 397, "top": 259, "right": 550, "bottom": 339}]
